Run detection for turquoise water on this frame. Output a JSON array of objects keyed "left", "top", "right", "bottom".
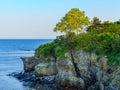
[{"left": 0, "top": 39, "right": 53, "bottom": 90}]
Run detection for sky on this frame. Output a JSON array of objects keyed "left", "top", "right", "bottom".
[{"left": 0, "top": 0, "right": 120, "bottom": 39}]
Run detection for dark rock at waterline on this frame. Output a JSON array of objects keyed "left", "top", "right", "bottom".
[
  {"left": 35, "top": 84, "right": 59, "bottom": 90},
  {"left": 10, "top": 71, "right": 58, "bottom": 89},
  {"left": 105, "top": 86, "right": 118, "bottom": 90},
  {"left": 8, "top": 72, "right": 24, "bottom": 80},
  {"left": 23, "top": 81, "right": 34, "bottom": 86}
]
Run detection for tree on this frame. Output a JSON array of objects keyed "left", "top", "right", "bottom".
[
  {"left": 87, "top": 17, "right": 102, "bottom": 32},
  {"left": 54, "top": 8, "right": 90, "bottom": 77},
  {"left": 116, "top": 19, "right": 120, "bottom": 24},
  {"left": 54, "top": 8, "right": 90, "bottom": 34},
  {"left": 92, "top": 17, "right": 101, "bottom": 25}
]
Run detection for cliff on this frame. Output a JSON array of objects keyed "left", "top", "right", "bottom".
[{"left": 19, "top": 50, "right": 119, "bottom": 90}]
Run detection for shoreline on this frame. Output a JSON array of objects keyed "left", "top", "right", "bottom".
[
  {"left": 10, "top": 50, "right": 119, "bottom": 90},
  {"left": 9, "top": 57, "right": 58, "bottom": 90}
]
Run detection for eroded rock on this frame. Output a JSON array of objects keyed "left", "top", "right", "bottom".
[
  {"left": 18, "top": 50, "right": 119, "bottom": 90},
  {"left": 21, "top": 57, "right": 39, "bottom": 72},
  {"left": 35, "top": 61, "right": 57, "bottom": 76}
]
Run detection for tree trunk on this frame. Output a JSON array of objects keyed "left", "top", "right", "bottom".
[{"left": 70, "top": 50, "right": 81, "bottom": 77}]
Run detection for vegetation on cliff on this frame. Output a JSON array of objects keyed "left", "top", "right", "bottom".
[
  {"left": 35, "top": 8, "right": 120, "bottom": 67},
  {"left": 20, "top": 8, "right": 120, "bottom": 90}
]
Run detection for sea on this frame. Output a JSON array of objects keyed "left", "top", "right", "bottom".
[{"left": 0, "top": 39, "right": 53, "bottom": 90}]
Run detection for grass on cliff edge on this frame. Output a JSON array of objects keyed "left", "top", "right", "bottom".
[{"left": 35, "top": 22, "right": 120, "bottom": 66}]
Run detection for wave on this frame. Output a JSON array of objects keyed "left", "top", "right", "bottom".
[{"left": 0, "top": 51, "right": 35, "bottom": 57}]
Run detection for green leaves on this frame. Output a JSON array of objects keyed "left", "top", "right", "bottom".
[
  {"left": 35, "top": 42, "right": 56, "bottom": 61},
  {"left": 54, "top": 8, "right": 90, "bottom": 34}
]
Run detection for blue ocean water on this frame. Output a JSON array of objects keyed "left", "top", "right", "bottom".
[{"left": 0, "top": 39, "right": 53, "bottom": 90}]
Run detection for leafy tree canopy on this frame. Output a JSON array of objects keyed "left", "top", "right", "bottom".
[{"left": 54, "top": 8, "right": 90, "bottom": 34}]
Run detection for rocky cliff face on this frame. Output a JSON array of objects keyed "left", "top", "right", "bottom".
[
  {"left": 35, "top": 61, "right": 57, "bottom": 76},
  {"left": 21, "top": 57, "right": 39, "bottom": 72},
  {"left": 20, "top": 50, "right": 119, "bottom": 90},
  {"left": 111, "top": 68, "right": 120, "bottom": 90}
]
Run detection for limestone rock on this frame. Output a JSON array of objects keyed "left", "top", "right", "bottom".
[
  {"left": 72, "top": 50, "right": 98, "bottom": 78},
  {"left": 35, "top": 61, "right": 57, "bottom": 76}
]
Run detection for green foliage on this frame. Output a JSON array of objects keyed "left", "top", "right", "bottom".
[
  {"left": 35, "top": 42, "right": 56, "bottom": 61},
  {"left": 54, "top": 8, "right": 90, "bottom": 34},
  {"left": 36, "top": 21, "right": 120, "bottom": 65},
  {"left": 54, "top": 32, "right": 77, "bottom": 58},
  {"left": 88, "top": 21, "right": 120, "bottom": 35},
  {"left": 35, "top": 8, "right": 120, "bottom": 66},
  {"left": 87, "top": 17, "right": 102, "bottom": 32}
]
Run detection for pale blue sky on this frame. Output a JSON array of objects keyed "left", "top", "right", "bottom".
[{"left": 0, "top": 0, "right": 120, "bottom": 39}]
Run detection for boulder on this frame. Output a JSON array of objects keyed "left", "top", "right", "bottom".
[{"left": 35, "top": 61, "right": 57, "bottom": 76}]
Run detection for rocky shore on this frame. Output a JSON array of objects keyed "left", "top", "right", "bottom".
[{"left": 10, "top": 50, "right": 120, "bottom": 90}]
